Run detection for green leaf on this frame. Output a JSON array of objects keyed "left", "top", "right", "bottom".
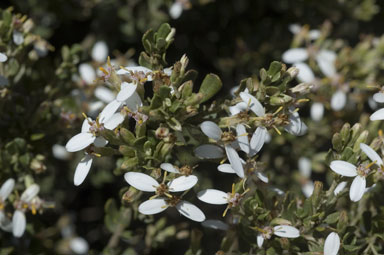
[{"left": 198, "top": 74, "right": 222, "bottom": 103}]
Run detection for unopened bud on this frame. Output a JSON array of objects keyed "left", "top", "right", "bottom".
[
  {"left": 290, "top": 82, "right": 313, "bottom": 94},
  {"left": 155, "top": 127, "right": 170, "bottom": 139},
  {"left": 287, "top": 66, "right": 299, "bottom": 78},
  {"left": 122, "top": 187, "right": 140, "bottom": 204},
  {"left": 166, "top": 28, "right": 176, "bottom": 42}
]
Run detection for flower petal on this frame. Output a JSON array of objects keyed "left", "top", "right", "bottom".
[
  {"left": 197, "top": 189, "right": 229, "bottom": 205},
  {"left": 239, "top": 92, "right": 265, "bottom": 117},
  {"left": 256, "top": 172, "right": 269, "bottom": 183},
  {"left": 81, "top": 118, "right": 91, "bottom": 133},
  {"left": 302, "top": 181, "right": 314, "bottom": 198},
  {"left": 310, "top": 102, "right": 324, "bottom": 122},
  {"left": 91, "top": 41, "right": 108, "bottom": 62},
  {"left": 99, "top": 100, "right": 122, "bottom": 123},
  {"left": 104, "top": 113, "right": 124, "bottom": 130},
  {"left": 373, "top": 92, "right": 384, "bottom": 103},
  {"left": 236, "top": 124, "right": 249, "bottom": 154},
  {"left": 330, "top": 160, "right": 357, "bottom": 177},
  {"left": 200, "top": 121, "right": 222, "bottom": 141},
  {"left": 217, "top": 164, "right": 236, "bottom": 174},
  {"left": 20, "top": 184, "right": 40, "bottom": 202},
  {"left": 65, "top": 133, "right": 96, "bottom": 152},
  {"left": 0, "top": 52, "right": 8, "bottom": 62},
  {"left": 138, "top": 199, "right": 168, "bottom": 215},
  {"left": 225, "top": 144, "right": 245, "bottom": 178},
  {"left": 316, "top": 50, "right": 337, "bottom": 78},
  {"left": 0, "top": 178, "right": 15, "bottom": 200},
  {"left": 176, "top": 200, "right": 206, "bottom": 222},
  {"left": 201, "top": 220, "right": 229, "bottom": 231},
  {"left": 124, "top": 92, "right": 143, "bottom": 112},
  {"left": 70, "top": 237, "right": 90, "bottom": 254},
  {"left": 95, "top": 86, "right": 115, "bottom": 103},
  {"left": 168, "top": 175, "right": 198, "bottom": 192},
  {"left": 74, "top": 155, "right": 93, "bottom": 186},
  {"left": 282, "top": 48, "right": 308, "bottom": 63},
  {"left": 160, "top": 163, "right": 179, "bottom": 173},
  {"left": 331, "top": 90, "right": 347, "bottom": 111},
  {"left": 194, "top": 144, "right": 224, "bottom": 159},
  {"left": 12, "top": 210, "right": 26, "bottom": 237},
  {"left": 79, "top": 63, "right": 96, "bottom": 84},
  {"left": 117, "top": 82, "right": 137, "bottom": 102},
  {"left": 349, "top": 176, "right": 366, "bottom": 202},
  {"left": 170, "top": 2, "right": 183, "bottom": 19},
  {"left": 229, "top": 102, "right": 248, "bottom": 116},
  {"left": 249, "top": 126, "right": 267, "bottom": 155},
  {"left": 370, "top": 108, "right": 384, "bottom": 121},
  {"left": 273, "top": 225, "right": 300, "bottom": 238},
  {"left": 284, "top": 109, "right": 302, "bottom": 136},
  {"left": 257, "top": 234, "right": 264, "bottom": 248},
  {"left": 298, "top": 157, "right": 312, "bottom": 178},
  {"left": 294, "top": 62, "right": 315, "bottom": 83},
  {"left": 334, "top": 181, "right": 348, "bottom": 195},
  {"left": 0, "top": 211, "right": 12, "bottom": 232},
  {"left": 324, "top": 232, "right": 340, "bottom": 255},
  {"left": 124, "top": 172, "right": 158, "bottom": 192},
  {"left": 360, "top": 143, "right": 383, "bottom": 166},
  {"left": 93, "top": 136, "right": 108, "bottom": 147}
]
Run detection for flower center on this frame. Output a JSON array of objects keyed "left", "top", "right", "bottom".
[
  {"left": 356, "top": 163, "right": 371, "bottom": 177},
  {"left": 262, "top": 226, "right": 273, "bottom": 239},
  {"left": 166, "top": 195, "right": 181, "bottom": 207},
  {"left": 221, "top": 131, "right": 236, "bottom": 143},
  {"left": 227, "top": 192, "right": 242, "bottom": 208},
  {"left": 156, "top": 183, "right": 169, "bottom": 196},
  {"left": 179, "top": 165, "right": 193, "bottom": 176}
]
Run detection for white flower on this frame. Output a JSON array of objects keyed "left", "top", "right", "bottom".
[
  {"left": 194, "top": 144, "right": 224, "bottom": 159},
  {"left": 330, "top": 90, "right": 347, "bottom": 111},
  {"left": 200, "top": 121, "right": 244, "bottom": 178},
  {"left": 79, "top": 63, "right": 96, "bottom": 84},
  {"left": 288, "top": 24, "right": 320, "bottom": 40},
  {"left": 0, "top": 52, "right": 8, "bottom": 62},
  {"left": 0, "top": 178, "right": 15, "bottom": 232},
  {"left": 256, "top": 225, "right": 300, "bottom": 248},
  {"left": 310, "top": 102, "right": 324, "bottom": 121},
  {"left": 373, "top": 91, "right": 384, "bottom": 103},
  {"left": 13, "top": 184, "right": 40, "bottom": 237},
  {"left": 324, "top": 232, "right": 340, "bottom": 255},
  {"left": 298, "top": 157, "right": 311, "bottom": 178},
  {"left": 138, "top": 198, "right": 205, "bottom": 222},
  {"left": 330, "top": 160, "right": 369, "bottom": 202},
  {"left": 91, "top": 41, "right": 108, "bottom": 63},
  {"left": 294, "top": 62, "right": 315, "bottom": 83},
  {"left": 65, "top": 109, "right": 124, "bottom": 152}
]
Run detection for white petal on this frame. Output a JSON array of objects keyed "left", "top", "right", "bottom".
[
  {"left": 194, "top": 144, "right": 224, "bottom": 159},
  {"left": 316, "top": 50, "right": 337, "bottom": 77},
  {"left": 349, "top": 176, "right": 366, "bottom": 202},
  {"left": 160, "top": 163, "right": 179, "bottom": 173},
  {"left": 284, "top": 110, "right": 302, "bottom": 136},
  {"left": 79, "top": 63, "right": 96, "bottom": 84},
  {"left": 66, "top": 133, "right": 95, "bottom": 152},
  {"left": 239, "top": 92, "right": 265, "bottom": 117},
  {"left": 257, "top": 234, "right": 264, "bottom": 248},
  {"left": 0, "top": 178, "right": 15, "bottom": 200},
  {"left": 256, "top": 172, "right": 269, "bottom": 183},
  {"left": 225, "top": 145, "right": 245, "bottom": 178},
  {"left": 334, "top": 181, "right": 348, "bottom": 195},
  {"left": 74, "top": 155, "right": 93, "bottom": 186},
  {"left": 309, "top": 30, "right": 321, "bottom": 40},
  {"left": 81, "top": 118, "right": 91, "bottom": 133},
  {"left": 217, "top": 164, "right": 236, "bottom": 174},
  {"left": 273, "top": 225, "right": 300, "bottom": 238},
  {"left": 124, "top": 92, "right": 142, "bottom": 112},
  {"left": 288, "top": 24, "right": 301, "bottom": 34},
  {"left": 52, "top": 144, "right": 71, "bottom": 160},
  {"left": 168, "top": 175, "right": 198, "bottom": 192},
  {"left": 370, "top": 108, "right": 384, "bottom": 121},
  {"left": 330, "top": 160, "right": 357, "bottom": 177},
  {"left": 170, "top": 2, "right": 183, "bottom": 19},
  {"left": 176, "top": 200, "right": 206, "bottom": 222},
  {"left": 0, "top": 52, "right": 8, "bottom": 62},
  {"left": 294, "top": 62, "right": 315, "bottom": 83},
  {"left": 298, "top": 122, "right": 308, "bottom": 136},
  {"left": 197, "top": 189, "right": 229, "bottom": 205},
  {"left": 298, "top": 157, "right": 312, "bottom": 178},
  {"left": 93, "top": 136, "right": 108, "bottom": 147},
  {"left": 250, "top": 126, "right": 267, "bottom": 155},
  {"left": 91, "top": 41, "right": 108, "bottom": 62},
  {"left": 282, "top": 48, "right": 308, "bottom": 64},
  {"left": 12, "top": 210, "right": 26, "bottom": 237},
  {"left": 99, "top": 100, "right": 122, "bottom": 123},
  {"left": 20, "top": 184, "right": 40, "bottom": 202},
  {"left": 368, "top": 96, "right": 378, "bottom": 110},
  {"left": 70, "top": 237, "right": 90, "bottom": 254},
  {"left": 13, "top": 31, "right": 24, "bottom": 45},
  {"left": 310, "top": 102, "right": 324, "bottom": 122},
  {"left": 200, "top": 121, "right": 222, "bottom": 141},
  {"left": 95, "top": 87, "right": 115, "bottom": 103},
  {"left": 104, "top": 113, "right": 124, "bottom": 130},
  {"left": 202, "top": 219, "right": 229, "bottom": 231},
  {"left": 360, "top": 143, "right": 383, "bottom": 166},
  {"left": 236, "top": 124, "right": 249, "bottom": 154},
  {"left": 163, "top": 67, "right": 172, "bottom": 76},
  {"left": 229, "top": 102, "right": 248, "bottom": 116},
  {"left": 117, "top": 82, "right": 137, "bottom": 102},
  {"left": 0, "top": 211, "right": 12, "bottom": 232},
  {"left": 138, "top": 199, "right": 168, "bottom": 215},
  {"left": 302, "top": 181, "right": 314, "bottom": 198},
  {"left": 373, "top": 92, "right": 384, "bottom": 103},
  {"left": 124, "top": 172, "right": 158, "bottom": 192},
  {"left": 331, "top": 90, "right": 347, "bottom": 111},
  {"left": 324, "top": 232, "right": 340, "bottom": 255},
  {"left": 117, "top": 66, "right": 152, "bottom": 76}
]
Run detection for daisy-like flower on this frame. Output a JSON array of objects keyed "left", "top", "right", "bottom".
[
  {"left": 324, "top": 232, "right": 340, "bottom": 255},
  {"left": 12, "top": 184, "right": 40, "bottom": 237},
  {"left": 255, "top": 225, "right": 300, "bottom": 248},
  {"left": 329, "top": 160, "right": 375, "bottom": 202},
  {"left": 0, "top": 178, "right": 15, "bottom": 232},
  {"left": 197, "top": 184, "right": 249, "bottom": 216},
  {"left": 65, "top": 109, "right": 124, "bottom": 153},
  {"left": 199, "top": 121, "right": 245, "bottom": 178}
]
